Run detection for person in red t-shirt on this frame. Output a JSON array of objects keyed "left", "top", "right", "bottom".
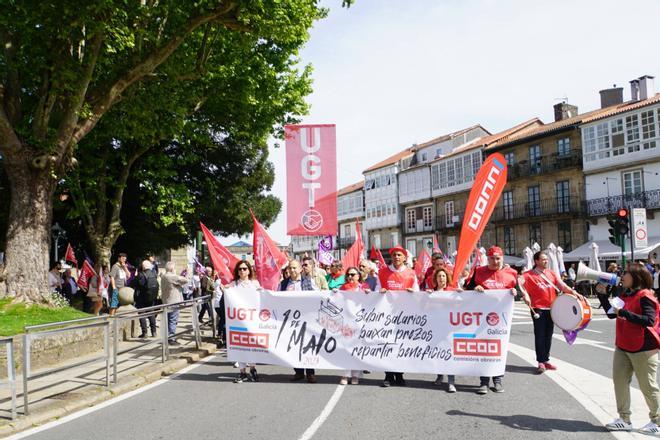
[
  {"left": 379, "top": 246, "right": 419, "bottom": 387},
  {"left": 421, "top": 253, "right": 445, "bottom": 290},
  {"left": 520, "top": 251, "right": 578, "bottom": 374},
  {"left": 466, "top": 245, "right": 518, "bottom": 395}
]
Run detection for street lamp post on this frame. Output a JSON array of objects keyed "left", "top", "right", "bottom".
[{"left": 51, "top": 223, "right": 66, "bottom": 263}]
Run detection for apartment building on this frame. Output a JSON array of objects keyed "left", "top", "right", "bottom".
[{"left": 336, "top": 181, "right": 365, "bottom": 259}]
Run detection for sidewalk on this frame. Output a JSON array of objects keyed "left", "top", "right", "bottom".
[{"left": 0, "top": 308, "right": 219, "bottom": 438}]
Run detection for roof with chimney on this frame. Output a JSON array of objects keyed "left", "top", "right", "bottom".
[
  {"left": 410, "top": 124, "right": 489, "bottom": 152},
  {"left": 580, "top": 93, "right": 660, "bottom": 124},
  {"left": 337, "top": 180, "right": 364, "bottom": 196}
]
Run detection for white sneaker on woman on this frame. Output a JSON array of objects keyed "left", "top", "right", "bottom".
[
  {"left": 638, "top": 421, "right": 660, "bottom": 435},
  {"left": 605, "top": 418, "right": 632, "bottom": 431}
]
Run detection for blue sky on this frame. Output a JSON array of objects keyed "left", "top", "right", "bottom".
[{"left": 220, "top": 0, "right": 660, "bottom": 246}]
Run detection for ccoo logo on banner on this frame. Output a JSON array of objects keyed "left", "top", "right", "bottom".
[{"left": 285, "top": 124, "right": 337, "bottom": 236}]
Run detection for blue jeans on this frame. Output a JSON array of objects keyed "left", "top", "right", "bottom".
[{"left": 167, "top": 309, "right": 179, "bottom": 340}]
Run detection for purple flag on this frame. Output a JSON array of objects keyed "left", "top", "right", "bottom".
[{"left": 317, "top": 235, "right": 334, "bottom": 266}]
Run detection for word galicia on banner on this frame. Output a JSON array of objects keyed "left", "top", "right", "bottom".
[
  {"left": 285, "top": 124, "right": 337, "bottom": 236},
  {"left": 224, "top": 287, "right": 514, "bottom": 376}
]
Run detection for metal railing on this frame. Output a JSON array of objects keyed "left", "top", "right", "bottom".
[
  {"left": 435, "top": 214, "right": 463, "bottom": 231},
  {"left": 19, "top": 294, "right": 215, "bottom": 415},
  {"left": 587, "top": 189, "right": 660, "bottom": 216},
  {"left": 0, "top": 337, "right": 16, "bottom": 420},
  {"left": 491, "top": 197, "right": 586, "bottom": 222},
  {"left": 403, "top": 222, "right": 435, "bottom": 234},
  {"left": 23, "top": 316, "right": 111, "bottom": 415},
  {"left": 507, "top": 149, "right": 582, "bottom": 180}
]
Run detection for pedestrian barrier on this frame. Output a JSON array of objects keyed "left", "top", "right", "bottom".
[
  {"left": 0, "top": 337, "right": 16, "bottom": 420},
  {"left": 18, "top": 294, "right": 217, "bottom": 415},
  {"left": 22, "top": 316, "right": 111, "bottom": 415},
  {"left": 110, "top": 295, "right": 215, "bottom": 383}
]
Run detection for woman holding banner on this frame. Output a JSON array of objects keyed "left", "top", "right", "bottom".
[
  {"left": 428, "top": 268, "right": 459, "bottom": 393},
  {"left": 228, "top": 261, "right": 262, "bottom": 383},
  {"left": 338, "top": 267, "right": 370, "bottom": 385}
]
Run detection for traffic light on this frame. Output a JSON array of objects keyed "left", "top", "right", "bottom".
[
  {"left": 616, "top": 208, "right": 630, "bottom": 236},
  {"left": 608, "top": 214, "right": 620, "bottom": 245}
]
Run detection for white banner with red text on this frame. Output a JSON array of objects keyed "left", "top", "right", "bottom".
[{"left": 225, "top": 288, "right": 514, "bottom": 376}]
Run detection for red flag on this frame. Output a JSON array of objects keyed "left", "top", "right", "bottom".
[
  {"left": 64, "top": 243, "right": 78, "bottom": 267},
  {"left": 341, "top": 219, "right": 364, "bottom": 269},
  {"left": 251, "top": 210, "right": 289, "bottom": 290},
  {"left": 285, "top": 124, "right": 337, "bottom": 236},
  {"left": 200, "top": 222, "right": 236, "bottom": 284},
  {"left": 432, "top": 235, "right": 442, "bottom": 254},
  {"left": 76, "top": 260, "right": 96, "bottom": 290},
  {"left": 370, "top": 245, "right": 387, "bottom": 270},
  {"left": 414, "top": 249, "right": 432, "bottom": 282},
  {"left": 452, "top": 153, "right": 507, "bottom": 286}
]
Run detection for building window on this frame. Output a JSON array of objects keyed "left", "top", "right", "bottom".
[
  {"left": 529, "top": 223, "right": 542, "bottom": 248},
  {"left": 626, "top": 114, "right": 640, "bottom": 152},
  {"left": 436, "top": 148, "right": 442, "bottom": 158},
  {"left": 557, "top": 138, "right": 571, "bottom": 156},
  {"left": 421, "top": 152, "right": 427, "bottom": 162},
  {"left": 558, "top": 221, "right": 572, "bottom": 252},
  {"left": 528, "top": 185, "right": 541, "bottom": 216},
  {"left": 611, "top": 118, "right": 625, "bottom": 156},
  {"left": 445, "top": 201, "right": 454, "bottom": 227},
  {"left": 641, "top": 110, "right": 657, "bottom": 150},
  {"left": 373, "top": 234, "right": 381, "bottom": 249},
  {"left": 406, "top": 239, "right": 416, "bottom": 257},
  {"left": 423, "top": 206, "right": 433, "bottom": 228},
  {"left": 529, "top": 144, "right": 541, "bottom": 174},
  {"left": 406, "top": 209, "right": 416, "bottom": 230},
  {"left": 622, "top": 170, "right": 643, "bottom": 197},
  {"left": 391, "top": 232, "right": 398, "bottom": 247},
  {"left": 503, "top": 226, "right": 515, "bottom": 255},
  {"left": 344, "top": 224, "right": 351, "bottom": 238},
  {"left": 502, "top": 191, "right": 514, "bottom": 220},
  {"left": 504, "top": 152, "right": 515, "bottom": 167},
  {"left": 556, "top": 180, "right": 570, "bottom": 213}
]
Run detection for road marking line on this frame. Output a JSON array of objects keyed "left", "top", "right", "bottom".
[
  {"left": 297, "top": 384, "right": 345, "bottom": 440},
  {"left": 508, "top": 342, "right": 649, "bottom": 439},
  {"left": 5, "top": 354, "right": 220, "bottom": 440}
]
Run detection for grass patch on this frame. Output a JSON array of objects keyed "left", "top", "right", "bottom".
[{"left": 0, "top": 298, "right": 91, "bottom": 336}]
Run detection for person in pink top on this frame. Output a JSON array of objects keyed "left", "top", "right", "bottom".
[{"left": 338, "top": 266, "right": 370, "bottom": 385}]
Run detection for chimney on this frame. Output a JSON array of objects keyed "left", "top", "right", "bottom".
[
  {"left": 599, "top": 86, "right": 624, "bottom": 108},
  {"left": 553, "top": 102, "right": 578, "bottom": 121},
  {"left": 638, "top": 75, "right": 655, "bottom": 100},
  {"left": 630, "top": 79, "right": 640, "bottom": 101}
]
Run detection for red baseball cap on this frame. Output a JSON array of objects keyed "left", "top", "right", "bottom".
[
  {"left": 487, "top": 246, "right": 504, "bottom": 257},
  {"left": 389, "top": 246, "right": 408, "bottom": 257}
]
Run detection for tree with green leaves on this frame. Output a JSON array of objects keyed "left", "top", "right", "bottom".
[{"left": 0, "top": 0, "right": 351, "bottom": 304}]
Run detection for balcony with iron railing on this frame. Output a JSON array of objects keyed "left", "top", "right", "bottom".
[
  {"left": 587, "top": 189, "right": 660, "bottom": 216},
  {"left": 507, "top": 149, "right": 582, "bottom": 180},
  {"left": 404, "top": 219, "right": 435, "bottom": 234},
  {"left": 337, "top": 236, "right": 356, "bottom": 249},
  {"left": 435, "top": 214, "right": 463, "bottom": 231},
  {"left": 491, "top": 197, "right": 586, "bottom": 222}
]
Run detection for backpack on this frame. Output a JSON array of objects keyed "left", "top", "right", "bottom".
[{"left": 146, "top": 270, "right": 159, "bottom": 297}]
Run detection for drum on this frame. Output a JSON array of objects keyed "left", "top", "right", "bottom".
[{"left": 550, "top": 294, "right": 592, "bottom": 331}]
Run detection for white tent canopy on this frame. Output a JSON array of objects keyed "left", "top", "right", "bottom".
[{"left": 563, "top": 237, "right": 660, "bottom": 262}]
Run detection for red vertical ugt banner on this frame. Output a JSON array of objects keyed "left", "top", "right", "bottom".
[{"left": 285, "top": 124, "right": 337, "bottom": 236}]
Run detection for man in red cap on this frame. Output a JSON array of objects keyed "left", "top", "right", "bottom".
[
  {"left": 466, "top": 245, "right": 518, "bottom": 395},
  {"left": 378, "top": 245, "right": 419, "bottom": 387}
]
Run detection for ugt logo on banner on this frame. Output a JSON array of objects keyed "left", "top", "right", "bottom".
[{"left": 285, "top": 124, "right": 337, "bottom": 236}]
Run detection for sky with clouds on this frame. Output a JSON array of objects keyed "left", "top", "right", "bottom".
[{"left": 219, "top": 0, "right": 660, "bottom": 246}]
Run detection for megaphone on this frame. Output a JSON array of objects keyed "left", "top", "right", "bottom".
[{"left": 576, "top": 261, "right": 619, "bottom": 285}]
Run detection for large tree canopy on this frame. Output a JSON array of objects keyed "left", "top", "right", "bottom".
[{"left": 0, "top": 0, "right": 350, "bottom": 303}]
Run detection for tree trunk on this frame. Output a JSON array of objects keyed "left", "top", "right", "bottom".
[
  {"left": 3, "top": 156, "right": 55, "bottom": 305},
  {"left": 90, "top": 240, "right": 113, "bottom": 270}
]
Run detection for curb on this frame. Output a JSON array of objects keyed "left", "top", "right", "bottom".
[{"left": 0, "top": 342, "right": 218, "bottom": 438}]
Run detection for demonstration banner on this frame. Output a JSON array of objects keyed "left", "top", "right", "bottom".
[
  {"left": 225, "top": 287, "right": 514, "bottom": 376},
  {"left": 285, "top": 124, "right": 337, "bottom": 236}
]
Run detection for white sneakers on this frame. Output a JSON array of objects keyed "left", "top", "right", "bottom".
[
  {"left": 639, "top": 422, "right": 660, "bottom": 435},
  {"left": 605, "top": 418, "right": 632, "bottom": 431},
  {"left": 605, "top": 419, "right": 660, "bottom": 435}
]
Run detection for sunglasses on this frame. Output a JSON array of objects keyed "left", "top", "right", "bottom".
[
  {"left": 302, "top": 263, "right": 310, "bottom": 267},
  {"left": 238, "top": 267, "right": 249, "bottom": 271},
  {"left": 347, "top": 272, "right": 358, "bottom": 277}
]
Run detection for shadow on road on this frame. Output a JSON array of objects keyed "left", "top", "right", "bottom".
[
  {"left": 446, "top": 409, "right": 607, "bottom": 433},
  {"left": 505, "top": 364, "right": 540, "bottom": 375}
]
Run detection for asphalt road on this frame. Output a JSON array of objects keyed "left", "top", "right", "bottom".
[{"left": 13, "top": 300, "right": 651, "bottom": 440}]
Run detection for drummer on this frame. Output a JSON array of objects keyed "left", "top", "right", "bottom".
[
  {"left": 521, "top": 251, "right": 581, "bottom": 374},
  {"left": 466, "top": 245, "right": 518, "bottom": 394}
]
